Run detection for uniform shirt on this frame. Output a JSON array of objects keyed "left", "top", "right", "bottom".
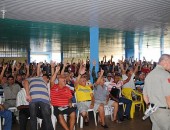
[
  {"left": 75, "top": 84, "right": 92, "bottom": 102},
  {"left": 122, "top": 73, "right": 135, "bottom": 89},
  {"left": 27, "top": 77, "right": 50, "bottom": 104},
  {"left": 94, "top": 84, "right": 109, "bottom": 102},
  {"left": 16, "top": 88, "right": 29, "bottom": 107},
  {"left": 50, "top": 84, "right": 72, "bottom": 107},
  {"left": 143, "top": 65, "right": 170, "bottom": 107}
]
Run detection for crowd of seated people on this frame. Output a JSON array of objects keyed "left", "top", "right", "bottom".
[{"left": 0, "top": 55, "right": 155, "bottom": 130}]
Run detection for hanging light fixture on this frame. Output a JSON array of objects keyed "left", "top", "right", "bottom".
[
  {"left": 1, "top": 0, "right": 6, "bottom": 19},
  {"left": 1, "top": 9, "right": 6, "bottom": 19}
]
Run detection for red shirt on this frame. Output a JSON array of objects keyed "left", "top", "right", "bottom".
[
  {"left": 141, "top": 67, "right": 150, "bottom": 74},
  {"left": 50, "top": 84, "right": 72, "bottom": 107}
]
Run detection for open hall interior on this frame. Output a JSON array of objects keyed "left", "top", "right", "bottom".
[
  {"left": 0, "top": 0, "right": 170, "bottom": 130},
  {"left": 0, "top": 0, "right": 170, "bottom": 63}
]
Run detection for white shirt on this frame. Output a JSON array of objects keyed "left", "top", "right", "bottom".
[
  {"left": 122, "top": 73, "right": 135, "bottom": 89},
  {"left": 104, "top": 81, "right": 123, "bottom": 97},
  {"left": 16, "top": 88, "right": 29, "bottom": 107}
]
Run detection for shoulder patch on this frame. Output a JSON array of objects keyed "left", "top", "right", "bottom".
[{"left": 168, "top": 78, "right": 170, "bottom": 83}]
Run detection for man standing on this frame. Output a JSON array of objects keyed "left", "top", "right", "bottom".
[
  {"left": 143, "top": 54, "right": 170, "bottom": 130},
  {"left": 24, "top": 63, "right": 53, "bottom": 130}
]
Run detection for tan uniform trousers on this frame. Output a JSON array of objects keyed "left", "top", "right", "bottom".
[{"left": 150, "top": 108, "right": 170, "bottom": 130}]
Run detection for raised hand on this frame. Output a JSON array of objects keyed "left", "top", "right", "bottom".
[
  {"left": 118, "top": 60, "right": 123, "bottom": 64},
  {"left": 16, "top": 62, "right": 21, "bottom": 71},
  {"left": 92, "top": 60, "right": 96, "bottom": 66},
  {"left": 55, "top": 65, "right": 60, "bottom": 72},
  {"left": 100, "top": 69, "right": 104, "bottom": 76},
  {"left": 2, "top": 64, "right": 7, "bottom": 70},
  {"left": 25, "top": 64, "right": 29, "bottom": 69},
  {"left": 63, "top": 61, "right": 67, "bottom": 67},
  {"left": 38, "top": 62, "right": 43, "bottom": 67},
  {"left": 79, "top": 65, "right": 86, "bottom": 75},
  {"left": 50, "top": 60, "right": 56, "bottom": 68}
]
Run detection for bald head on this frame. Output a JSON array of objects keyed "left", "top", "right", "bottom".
[{"left": 158, "top": 54, "right": 170, "bottom": 71}]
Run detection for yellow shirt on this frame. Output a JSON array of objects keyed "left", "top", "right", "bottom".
[{"left": 76, "top": 84, "right": 93, "bottom": 102}]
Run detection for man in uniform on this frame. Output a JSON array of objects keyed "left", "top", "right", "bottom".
[{"left": 143, "top": 54, "right": 170, "bottom": 130}]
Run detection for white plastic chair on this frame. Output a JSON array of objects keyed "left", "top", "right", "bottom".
[
  {"left": 103, "top": 101, "right": 125, "bottom": 121},
  {"left": 75, "top": 91, "right": 97, "bottom": 128},
  {"left": 40, "top": 106, "right": 75, "bottom": 130},
  {"left": 76, "top": 108, "right": 97, "bottom": 128},
  {"left": 110, "top": 102, "right": 124, "bottom": 121}
]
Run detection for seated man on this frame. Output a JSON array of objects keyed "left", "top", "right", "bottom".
[
  {"left": 50, "top": 66, "right": 76, "bottom": 130},
  {"left": 16, "top": 86, "right": 45, "bottom": 130},
  {"left": 0, "top": 104, "right": 12, "bottom": 130},
  {"left": 3, "top": 75, "right": 20, "bottom": 109},
  {"left": 94, "top": 69, "right": 119, "bottom": 125},
  {"left": 75, "top": 65, "right": 99, "bottom": 126},
  {"left": 110, "top": 73, "right": 132, "bottom": 120},
  {"left": 135, "top": 72, "right": 145, "bottom": 93},
  {"left": 2, "top": 75, "right": 20, "bottom": 124}
]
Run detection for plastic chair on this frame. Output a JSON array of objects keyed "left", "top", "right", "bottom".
[
  {"left": 104, "top": 102, "right": 124, "bottom": 121},
  {"left": 122, "top": 88, "right": 145, "bottom": 118},
  {"left": 75, "top": 93, "right": 97, "bottom": 128},
  {"left": 50, "top": 106, "right": 75, "bottom": 130},
  {"left": 76, "top": 108, "right": 97, "bottom": 128}
]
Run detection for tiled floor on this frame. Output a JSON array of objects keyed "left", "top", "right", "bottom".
[{"left": 12, "top": 110, "right": 152, "bottom": 130}]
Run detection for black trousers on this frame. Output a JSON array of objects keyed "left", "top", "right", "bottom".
[
  {"left": 19, "top": 108, "right": 30, "bottom": 130},
  {"left": 19, "top": 108, "right": 45, "bottom": 130}
]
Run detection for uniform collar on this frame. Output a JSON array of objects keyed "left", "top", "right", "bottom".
[{"left": 157, "top": 65, "right": 165, "bottom": 70}]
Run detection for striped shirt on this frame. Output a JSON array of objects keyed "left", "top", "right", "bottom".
[
  {"left": 50, "top": 84, "right": 72, "bottom": 107},
  {"left": 27, "top": 77, "right": 50, "bottom": 104}
]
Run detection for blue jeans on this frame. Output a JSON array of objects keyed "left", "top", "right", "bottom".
[
  {"left": 29, "top": 101, "right": 54, "bottom": 130},
  {"left": 0, "top": 110, "right": 12, "bottom": 130},
  {"left": 119, "top": 97, "right": 132, "bottom": 117}
]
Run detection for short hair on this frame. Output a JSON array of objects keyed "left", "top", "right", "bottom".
[
  {"left": 158, "top": 54, "right": 170, "bottom": 64},
  {"left": 16, "top": 74, "right": 22, "bottom": 77},
  {"left": 114, "top": 72, "right": 121, "bottom": 77},
  {"left": 7, "top": 75, "right": 14, "bottom": 80},
  {"left": 43, "top": 74, "right": 50, "bottom": 79},
  {"left": 126, "top": 69, "right": 130, "bottom": 74}
]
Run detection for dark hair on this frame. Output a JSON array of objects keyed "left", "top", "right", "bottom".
[
  {"left": 7, "top": 75, "right": 14, "bottom": 80},
  {"left": 43, "top": 74, "right": 50, "bottom": 79},
  {"left": 126, "top": 69, "right": 130, "bottom": 74},
  {"left": 114, "top": 72, "right": 121, "bottom": 77}
]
